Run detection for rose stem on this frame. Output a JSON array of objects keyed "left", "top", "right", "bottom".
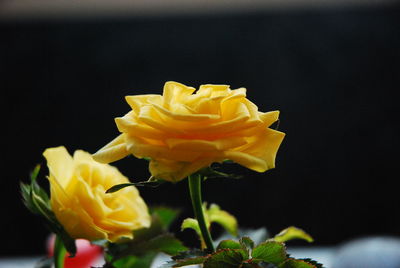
[
  {"left": 54, "top": 235, "right": 67, "bottom": 268},
  {"left": 188, "top": 173, "right": 215, "bottom": 253}
]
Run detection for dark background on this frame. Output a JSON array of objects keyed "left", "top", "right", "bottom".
[{"left": 1, "top": 4, "right": 400, "bottom": 256}]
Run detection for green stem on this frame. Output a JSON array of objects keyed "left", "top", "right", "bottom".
[
  {"left": 54, "top": 235, "right": 67, "bottom": 268},
  {"left": 188, "top": 173, "right": 215, "bottom": 253}
]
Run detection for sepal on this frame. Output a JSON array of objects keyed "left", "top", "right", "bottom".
[
  {"left": 106, "top": 176, "right": 165, "bottom": 193},
  {"left": 20, "top": 165, "right": 77, "bottom": 256}
]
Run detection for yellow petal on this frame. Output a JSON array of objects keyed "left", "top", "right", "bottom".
[
  {"left": 73, "top": 150, "right": 95, "bottom": 164},
  {"left": 149, "top": 158, "right": 213, "bottom": 182},
  {"left": 259, "top": 110, "right": 280, "bottom": 127},
  {"left": 138, "top": 105, "right": 185, "bottom": 135},
  {"left": 163, "top": 81, "right": 196, "bottom": 106},
  {"left": 198, "top": 84, "right": 231, "bottom": 98},
  {"left": 221, "top": 99, "right": 250, "bottom": 120},
  {"left": 43, "top": 146, "right": 74, "bottom": 189},
  {"left": 72, "top": 173, "right": 110, "bottom": 221},
  {"left": 152, "top": 102, "right": 220, "bottom": 121},
  {"left": 107, "top": 192, "right": 150, "bottom": 228},
  {"left": 115, "top": 112, "right": 166, "bottom": 139},
  {"left": 223, "top": 151, "right": 268, "bottom": 172},
  {"left": 125, "top": 94, "right": 162, "bottom": 114},
  {"left": 55, "top": 206, "right": 108, "bottom": 240},
  {"left": 93, "top": 134, "right": 129, "bottom": 164},
  {"left": 241, "top": 128, "right": 285, "bottom": 169},
  {"left": 166, "top": 137, "right": 247, "bottom": 151},
  {"left": 225, "top": 128, "right": 285, "bottom": 172},
  {"left": 125, "top": 135, "right": 202, "bottom": 161}
]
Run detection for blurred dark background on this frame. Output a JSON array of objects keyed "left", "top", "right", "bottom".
[{"left": 1, "top": 0, "right": 400, "bottom": 256}]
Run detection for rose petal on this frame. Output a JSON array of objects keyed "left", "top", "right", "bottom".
[
  {"left": 43, "top": 146, "right": 74, "bottom": 188},
  {"left": 149, "top": 158, "right": 214, "bottom": 182},
  {"left": 93, "top": 134, "right": 129, "bottom": 164}
]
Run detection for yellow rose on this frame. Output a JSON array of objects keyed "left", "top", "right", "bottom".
[
  {"left": 93, "top": 81, "right": 285, "bottom": 182},
  {"left": 43, "top": 146, "right": 151, "bottom": 242}
]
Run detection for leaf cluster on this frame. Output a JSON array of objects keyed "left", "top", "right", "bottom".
[
  {"left": 20, "top": 165, "right": 77, "bottom": 256},
  {"left": 163, "top": 227, "right": 324, "bottom": 268}
]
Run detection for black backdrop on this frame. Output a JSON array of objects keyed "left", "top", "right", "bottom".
[{"left": 1, "top": 5, "right": 400, "bottom": 255}]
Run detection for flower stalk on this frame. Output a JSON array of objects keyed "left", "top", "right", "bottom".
[
  {"left": 188, "top": 173, "right": 215, "bottom": 253},
  {"left": 54, "top": 235, "right": 66, "bottom": 268}
]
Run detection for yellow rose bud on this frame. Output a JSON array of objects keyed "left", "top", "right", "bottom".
[
  {"left": 94, "top": 81, "right": 285, "bottom": 182},
  {"left": 43, "top": 146, "right": 151, "bottom": 242}
]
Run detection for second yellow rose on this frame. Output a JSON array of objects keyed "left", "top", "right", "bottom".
[{"left": 44, "top": 146, "right": 151, "bottom": 242}]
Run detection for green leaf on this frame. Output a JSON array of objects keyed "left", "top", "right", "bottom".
[
  {"left": 297, "top": 259, "right": 324, "bottom": 268},
  {"left": 203, "top": 249, "right": 246, "bottom": 268},
  {"left": 273, "top": 227, "right": 313, "bottom": 243},
  {"left": 172, "top": 249, "right": 207, "bottom": 259},
  {"left": 181, "top": 218, "right": 201, "bottom": 236},
  {"left": 252, "top": 241, "right": 287, "bottom": 265},
  {"left": 208, "top": 204, "right": 238, "bottom": 237},
  {"left": 142, "top": 233, "right": 187, "bottom": 255},
  {"left": 106, "top": 213, "right": 187, "bottom": 266},
  {"left": 21, "top": 167, "right": 78, "bottom": 256},
  {"left": 181, "top": 203, "right": 238, "bottom": 242},
  {"left": 240, "top": 237, "right": 255, "bottom": 250},
  {"left": 21, "top": 182, "right": 40, "bottom": 214},
  {"left": 217, "top": 240, "right": 243, "bottom": 250},
  {"left": 30, "top": 191, "right": 53, "bottom": 222},
  {"left": 111, "top": 252, "right": 156, "bottom": 268},
  {"left": 199, "top": 166, "right": 242, "bottom": 180},
  {"left": 30, "top": 164, "right": 41, "bottom": 182},
  {"left": 170, "top": 255, "right": 208, "bottom": 267},
  {"left": 241, "top": 263, "right": 264, "bottom": 268},
  {"left": 106, "top": 180, "right": 162, "bottom": 193},
  {"left": 279, "top": 258, "right": 319, "bottom": 268},
  {"left": 151, "top": 207, "right": 180, "bottom": 230}
]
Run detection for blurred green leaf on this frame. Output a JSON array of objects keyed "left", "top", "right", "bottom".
[
  {"left": 20, "top": 166, "right": 77, "bottom": 256},
  {"left": 297, "top": 259, "right": 324, "bottom": 268},
  {"left": 203, "top": 249, "right": 247, "bottom": 268},
  {"left": 142, "top": 234, "right": 187, "bottom": 255},
  {"left": 252, "top": 241, "right": 287, "bottom": 265},
  {"left": 21, "top": 182, "right": 39, "bottom": 214},
  {"left": 280, "top": 258, "right": 321, "bottom": 268},
  {"left": 181, "top": 203, "right": 238, "bottom": 242},
  {"left": 106, "top": 211, "right": 187, "bottom": 267},
  {"left": 273, "top": 227, "right": 313, "bottom": 243},
  {"left": 181, "top": 218, "right": 201, "bottom": 235},
  {"left": 217, "top": 240, "right": 243, "bottom": 250},
  {"left": 151, "top": 207, "right": 180, "bottom": 230},
  {"left": 208, "top": 204, "right": 238, "bottom": 237},
  {"left": 240, "top": 236, "right": 255, "bottom": 250},
  {"left": 165, "top": 253, "right": 208, "bottom": 267},
  {"left": 171, "top": 248, "right": 208, "bottom": 260},
  {"left": 30, "top": 164, "right": 41, "bottom": 182},
  {"left": 110, "top": 252, "right": 156, "bottom": 268},
  {"left": 106, "top": 180, "right": 162, "bottom": 193}
]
